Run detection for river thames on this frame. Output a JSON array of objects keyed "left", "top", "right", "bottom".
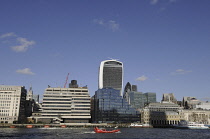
[{"left": 0, "top": 128, "right": 210, "bottom": 139}]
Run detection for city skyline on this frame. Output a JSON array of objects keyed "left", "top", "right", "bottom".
[{"left": 0, "top": 0, "right": 210, "bottom": 101}]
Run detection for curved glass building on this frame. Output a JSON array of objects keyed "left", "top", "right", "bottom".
[{"left": 98, "top": 60, "right": 123, "bottom": 96}]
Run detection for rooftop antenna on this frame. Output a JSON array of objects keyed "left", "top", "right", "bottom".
[{"left": 64, "top": 73, "right": 70, "bottom": 88}]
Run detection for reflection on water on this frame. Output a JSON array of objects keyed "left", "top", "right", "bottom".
[
  {"left": 80, "top": 131, "right": 95, "bottom": 134},
  {"left": 0, "top": 128, "right": 210, "bottom": 139}
]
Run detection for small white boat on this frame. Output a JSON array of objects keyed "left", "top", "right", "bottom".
[
  {"left": 175, "top": 121, "right": 209, "bottom": 129},
  {"left": 130, "top": 123, "right": 143, "bottom": 128}
]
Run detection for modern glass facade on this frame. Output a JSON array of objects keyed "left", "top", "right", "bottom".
[
  {"left": 144, "top": 92, "right": 156, "bottom": 105},
  {"left": 99, "top": 60, "right": 123, "bottom": 95},
  {"left": 129, "top": 92, "right": 145, "bottom": 109},
  {"left": 130, "top": 92, "right": 156, "bottom": 109},
  {"left": 93, "top": 88, "right": 140, "bottom": 123},
  {"left": 123, "top": 82, "right": 156, "bottom": 109}
]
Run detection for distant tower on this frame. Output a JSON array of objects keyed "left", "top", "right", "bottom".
[
  {"left": 123, "top": 82, "right": 132, "bottom": 104},
  {"left": 98, "top": 59, "right": 123, "bottom": 96},
  {"left": 123, "top": 82, "right": 139, "bottom": 105},
  {"left": 26, "top": 86, "right": 33, "bottom": 100},
  {"left": 69, "top": 80, "right": 79, "bottom": 88},
  {"left": 162, "top": 93, "right": 177, "bottom": 104},
  {"left": 131, "top": 85, "right": 137, "bottom": 92},
  {"left": 123, "top": 82, "right": 131, "bottom": 98}
]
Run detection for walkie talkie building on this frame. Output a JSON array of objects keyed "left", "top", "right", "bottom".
[{"left": 98, "top": 60, "right": 123, "bottom": 96}]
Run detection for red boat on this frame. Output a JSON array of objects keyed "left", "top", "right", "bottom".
[{"left": 94, "top": 127, "right": 120, "bottom": 133}]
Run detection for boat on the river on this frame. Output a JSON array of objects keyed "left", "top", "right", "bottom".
[
  {"left": 26, "top": 125, "right": 33, "bottom": 128},
  {"left": 130, "top": 123, "right": 152, "bottom": 128},
  {"left": 94, "top": 127, "right": 120, "bottom": 133},
  {"left": 44, "top": 125, "right": 50, "bottom": 128},
  {"left": 130, "top": 123, "right": 143, "bottom": 128},
  {"left": 174, "top": 121, "right": 209, "bottom": 129},
  {"left": 10, "top": 125, "right": 16, "bottom": 128}
]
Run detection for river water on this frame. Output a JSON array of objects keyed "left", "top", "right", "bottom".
[{"left": 0, "top": 128, "right": 210, "bottom": 139}]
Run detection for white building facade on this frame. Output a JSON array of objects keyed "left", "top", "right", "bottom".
[
  {"left": 180, "top": 109, "right": 210, "bottom": 124},
  {"left": 38, "top": 86, "right": 91, "bottom": 123},
  {"left": 0, "top": 85, "right": 27, "bottom": 124}
]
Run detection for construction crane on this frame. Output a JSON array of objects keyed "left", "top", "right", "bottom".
[{"left": 64, "top": 73, "right": 70, "bottom": 88}]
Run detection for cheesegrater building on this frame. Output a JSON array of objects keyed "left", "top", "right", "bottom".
[{"left": 98, "top": 59, "right": 123, "bottom": 96}]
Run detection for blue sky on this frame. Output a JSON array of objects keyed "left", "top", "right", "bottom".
[{"left": 0, "top": 0, "right": 210, "bottom": 102}]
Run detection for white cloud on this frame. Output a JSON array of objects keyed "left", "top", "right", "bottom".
[
  {"left": 169, "top": 0, "right": 177, "bottom": 3},
  {"left": 149, "top": 0, "right": 177, "bottom": 5},
  {"left": 108, "top": 20, "right": 120, "bottom": 32},
  {"left": 0, "top": 33, "right": 35, "bottom": 52},
  {"left": 0, "top": 32, "right": 16, "bottom": 38},
  {"left": 93, "top": 19, "right": 104, "bottom": 25},
  {"left": 171, "top": 69, "right": 192, "bottom": 75},
  {"left": 93, "top": 19, "right": 120, "bottom": 32},
  {"left": 11, "top": 37, "right": 35, "bottom": 52},
  {"left": 150, "top": 0, "right": 158, "bottom": 5},
  {"left": 136, "top": 75, "right": 148, "bottom": 81},
  {"left": 16, "top": 68, "right": 35, "bottom": 75}
]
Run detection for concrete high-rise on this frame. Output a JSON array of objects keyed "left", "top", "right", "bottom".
[
  {"left": 0, "top": 85, "right": 27, "bottom": 124},
  {"left": 98, "top": 59, "right": 123, "bottom": 95},
  {"left": 39, "top": 81, "right": 91, "bottom": 123}
]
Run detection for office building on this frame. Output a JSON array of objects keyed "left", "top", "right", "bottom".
[
  {"left": 123, "top": 82, "right": 133, "bottom": 100},
  {"left": 98, "top": 59, "right": 123, "bottom": 95},
  {"left": 141, "top": 102, "right": 184, "bottom": 127},
  {"left": 69, "top": 80, "right": 79, "bottom": 88},
  {"left": 123, "top": 82, "right": 156, "bottom": 109},
  {"left": 147, "top": 102, "right": 182, "bottom": 112},
  {"left": 33, "top": 94, "right": 39, "bottom": 103},
  {"left": 93, "top": 88, "right": 140, "bottom": 123},
  {"left": 195, "top": 102, "right": 210, "bottom": 110},
  {"left": 141, "top": 108, "right": 182, "bottom": 127},
  {"left": 129, "top": 92, "right": 156, "bottom": 109},
  {"left": 38, "top": 80, "right": 91, "bottom": 123},
  {"left": 143, "top": 92, "right": 157, "bottom": 106},
  {"left": 182, "top": 97, "right": 201, "bottom": 109},
  {"left": 0, "top": 85, "right": 27, "bottom": 124},
  {"left": 180, "top": 109, "right": 210, "bottom": 124},
  {"left": 162, "top": 93, "right": 177, "bottom": 104},
  {"left": 26, "top": 86, "right": 33, "bottom": 101},
  {"left": 132, "top": 85, "right": 137, "bottom": 92}
]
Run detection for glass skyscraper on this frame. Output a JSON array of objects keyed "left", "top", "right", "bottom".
[
  {"left": 93, "top": 88, "right": 140, "bottom": 123},
  {"left": 98, "top": 60, "right": 123, "bottom": 96},
  {"left": 123, "top": 82, "right": 156, "bottom": 109}
]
